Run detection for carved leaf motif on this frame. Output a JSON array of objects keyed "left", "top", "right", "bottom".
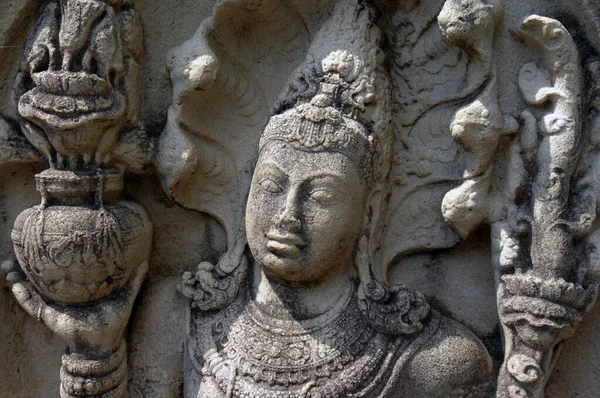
[
  {"left": 110, "top": 127, "right": 152, "bottom": 173},
  {"left": 379, "top": 2, "right": 471, "bottom": 266},
  {"left": 58, "top": 0, "right": 107, "bottom": 71},
  {"left": 382, "top": 108, "right": 463, "bottom": 266}
]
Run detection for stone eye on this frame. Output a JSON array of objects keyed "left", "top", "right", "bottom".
[
  {"left": 259, "top": 178, "right": 284, "bottom": 194},
  {"left": 310, "top": 189, "right": 336, "bottom": 205}
]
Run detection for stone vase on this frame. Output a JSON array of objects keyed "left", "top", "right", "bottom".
[{"left": 11, "top": 168, "right": 152, "bottom": 303}]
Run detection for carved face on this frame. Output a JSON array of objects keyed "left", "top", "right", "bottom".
[{"left": 246, "top": 140, "right": 366, "bottom": 284}]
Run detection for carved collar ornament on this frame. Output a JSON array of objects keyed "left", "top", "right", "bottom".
[{"left": 189, "top": 283, "right": 441, "bottom": 398}]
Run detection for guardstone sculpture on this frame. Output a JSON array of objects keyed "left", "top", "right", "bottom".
[{"left": 1, "top": 0, "right": 600, "bottom": 397}]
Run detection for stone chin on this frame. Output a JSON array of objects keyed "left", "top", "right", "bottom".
[
  {"left": 256, "top": 254, "right": 314, "bottom": 285},
  {"left": 252, "top": 244, "right": 351, "bottom": 285}
]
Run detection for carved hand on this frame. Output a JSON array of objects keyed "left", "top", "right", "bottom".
[{"left": 3, "top": 259, "right": 148, "bottom": 357}]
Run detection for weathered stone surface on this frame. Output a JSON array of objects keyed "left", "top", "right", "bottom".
[{"left": 2, "top": 0, "right": 600, "bottom": 397}]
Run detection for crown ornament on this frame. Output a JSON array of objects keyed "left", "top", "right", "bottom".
[
  {"left": 260, "top": 47, "right": 381, "bottom": 183},
  {"left": 260, "top": 80, "right": 375, "bottom": 179}
]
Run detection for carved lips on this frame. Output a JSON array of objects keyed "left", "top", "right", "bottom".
[{"left": 266, "top": 230, "right": 307, "bottom": 258}]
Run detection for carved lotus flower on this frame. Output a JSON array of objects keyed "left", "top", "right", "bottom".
[{"left": 15, "top": 0, "right": 142, "bottom": 169}]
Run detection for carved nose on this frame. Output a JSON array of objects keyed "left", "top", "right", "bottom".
[
  {"left": 273, "top": 190, "right": 302, "bottom": 232},
  {"left": 275, "top": 211, "right": 301, "bottom": 232}
]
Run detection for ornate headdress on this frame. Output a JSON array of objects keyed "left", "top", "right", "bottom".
[
  {"left": 259, "top": 0, "right": 392, "bottom": 182},
  {"left": 259, "top": 56, "right": 376, "bottom": 183}
]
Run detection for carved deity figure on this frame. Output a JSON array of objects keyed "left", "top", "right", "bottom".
[
  {"left": 182, "top": 76, "right": 493, "bottom": 397},
  {"left": 129, "top": 3, "right": 493, "bottom": 396}
]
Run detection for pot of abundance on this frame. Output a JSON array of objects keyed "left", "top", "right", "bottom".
[{"left": 11, "top": 169, "right": 152, "bottom": 303}]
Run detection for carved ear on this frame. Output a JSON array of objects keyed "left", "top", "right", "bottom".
[
  {"left": 356, "top": 196, "right": 430, "bottom": 336},
  {"left": 355, "top": 234, "right": 388, "bottom": 303},
  {"left": 363, "top": 184, "right": 380, "bottom": 232}
]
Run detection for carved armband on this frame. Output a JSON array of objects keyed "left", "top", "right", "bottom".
[{"left": 60, "top": 341, "right": 127, "bottom": 398}]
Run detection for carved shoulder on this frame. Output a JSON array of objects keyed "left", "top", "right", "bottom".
[
  {"left": 128, "top": 277, "right": 187, "bottom": 398},
  {"left": 397, "top": 313, "right": 493, "bottom": 397}
]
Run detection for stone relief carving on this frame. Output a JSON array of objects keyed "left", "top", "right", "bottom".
[
  {"left": 1, "top": 0, "right": 600, "bottom": 397},
  {"left": 158, "top": 4, "right": 493, "bottom": 397}
]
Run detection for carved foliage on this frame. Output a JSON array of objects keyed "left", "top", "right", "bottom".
[{"left": 380, "top": 0, "right": 508, "bottom": 265}]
